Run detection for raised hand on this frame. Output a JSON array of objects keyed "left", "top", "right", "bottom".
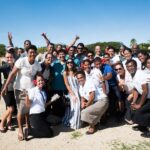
[
  {"left": 41, "top": 32, "right": 46, "bottom": 37},
  {"left": 75, "top": 35, "right": 80, "bottom": 40},
  {"left": 8, "top": 32, "right": 12, "bottom": 40}
]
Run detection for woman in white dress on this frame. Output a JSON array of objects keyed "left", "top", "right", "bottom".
[{"left": 62, "top": 58, "right": 80, "bottom": 129}]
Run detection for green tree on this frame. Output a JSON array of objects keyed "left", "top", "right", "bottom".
[{"left": 0, "top": 44, "right": 6, "bottom": 56}]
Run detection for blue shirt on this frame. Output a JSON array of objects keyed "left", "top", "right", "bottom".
[
  {"left": 101, "top": 64, "right": 117, "bottom": 87},
  {"left": 51, "top": 60, "right": 66, "bottom": 91}
]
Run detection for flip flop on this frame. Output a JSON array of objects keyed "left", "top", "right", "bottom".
[
  {"left": 24, "top": 128, "right": 29, "bottom": 140},
  {"left": 0, "top": 128, "right": 6, "bottom": 133},
  {"left": 86, "top": 127, "right": 96, "bottom": 135},
  {"left": 7, "top": 126, "right": 15, "bottom": 131}
]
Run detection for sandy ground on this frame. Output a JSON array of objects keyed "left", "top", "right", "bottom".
[{"left": 0, "top": 99, "right": 150, "bottom": 150}]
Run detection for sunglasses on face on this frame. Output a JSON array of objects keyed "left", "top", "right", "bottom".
[
  {"left": 115, "top": 68, "right": 122, "bottom": 71},
  {"left": 88, "top": 55, "right": 93, "bottom": 57},
  {"left": 77, "top": 47, "right": 83, "bottom": 50},
  {"left": 67, "top": 61, "right": 73, "bottom": 64}
]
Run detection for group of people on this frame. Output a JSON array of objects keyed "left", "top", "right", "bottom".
[{"left": 0, "top": 32, "right": 150, "bottom": 141}]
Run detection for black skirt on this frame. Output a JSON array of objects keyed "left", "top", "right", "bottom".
[
  {"left": 2, "top": 91, "right": 16, "bottom": 107},
  {"left": 133, "top": 99, "right": 150, "bottom": 127}
]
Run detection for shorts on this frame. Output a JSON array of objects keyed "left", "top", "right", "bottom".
[
  {"left": 2, "top": 91, "right": 16, "bottom": 107},
  {"left": 14, "top": 90, "right": 29, "bottom": 115}
]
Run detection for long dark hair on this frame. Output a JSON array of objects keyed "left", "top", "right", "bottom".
[
  {"left": 65, "top": 59, "right": 77, "bottom": 75},
  {"left": 137, "top": 51, "right": 149, "bottom": 70}
]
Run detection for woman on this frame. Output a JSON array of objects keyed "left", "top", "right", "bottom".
[
  {"left": 51, "top": 49, "right": 67, "bottom": 117},
  {"left": 137, "top": 51, "right": 149, "bottom": 70},
  {"left": 62, "top": 58, "right": 80, "bottom": 129},
  {"left": 41, "top": 53, "right": 54, "bottom": 99},
  {"left": 122, "top": 48, "right": 141, "bottom": 70},
  {"left": 0, "top": 51, "right": 16, "bottom": 132},
  {"left": 26, "top": 73, "right": 53, "bottom": 138},
  {"left": 1, "top": 45, "right": 41, "bottom": 141}
]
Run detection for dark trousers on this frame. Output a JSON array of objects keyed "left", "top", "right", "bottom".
[
  {"left": 48, "top": 90, "right": 67, "bottom": 117},
  {"left": 133, "top": 99, "right": 150, "bottom": 127},
  {"left": 30, "top": 112, "right": 53, "bottom": 138},
  {"left": 125, "top": 100, "right": 134, "bottom": 121}
]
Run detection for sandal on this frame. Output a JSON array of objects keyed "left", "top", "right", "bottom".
[
  {"left": 18, "top": 133, "right": 24, "bottom": 141},
  {"left": 0, "top": 128, "right": 6, "bottom": 133},
  {"left": 24, "top": 128, "right": 29, "bottom": 140},
  {"left": 7, "top": 126, "right": 15, "bottom": 131},
  {"left": 86, "top": 127, "right": 96, "bottom": 135}
]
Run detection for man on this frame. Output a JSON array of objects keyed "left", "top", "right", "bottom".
[
  {"left": 36, "top": 33, "right": 55, "bottom": 63},
  {"left": 76, "top": 71, "right": 108, "bottom": 134},
  {"left": 125, "top": 59, "right": 150, "bottom": 138},
  {"left": 94, "top": 45, "right": 103, "bottom": 58},
  {"left": 131, "top": 44, "right": 140, "bottom": 58},
  {"left": 107, "top": 46, "right": 120, "bottom": 65}
]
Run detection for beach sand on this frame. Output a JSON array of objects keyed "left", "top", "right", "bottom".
[{"left": 0, "top": 99, "right": 150, "bottom": 150}]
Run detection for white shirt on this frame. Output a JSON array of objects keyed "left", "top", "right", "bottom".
[
  {"left": 36, "top": 52, "right": 47, "bottom": 63},
  {"left": 118, "top": 71, "right": 134, "bottom": 94},
  {"left": 84, "top": 71, "right": 93, "bottom": 81},
  {"left": 125, "top": 70, "right": 150, "bottom": 98},
  {"left": 28, "top": 86, "right": 47, "bottom": 114},
  {"left": 122, "top": 57, "right": 141, "bottom": 71},
  {"left": 91, "top": 68, "right": 109, "bottom": 94},
  {"left": 14, "top": 57, "right": 42, "bottom": 91},
  {"left": 143, "top": 69, "right": 150, "bottom": 98},
  {"left": 79, "top": 79, "right": 107, "bottom": 102},
  {"left": 110, "top": 55, "right": 120, "bottom": 65}
]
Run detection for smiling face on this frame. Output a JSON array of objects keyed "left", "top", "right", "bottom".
[
  {"left": 137, "top": 53, "right": 147, "bottom": 63},
  {"left": 126, "top": 61, "right": 137, "bottom": 75},
  {"left": 108, "top": 48, "right": 115, "bottom": 58},
  {"left": 58, "top": 51, "right": 65, "bottom": 62},
  {"left": 24, "top": 41, "right": 31, "bottom": 50},
  {"left": 68, "top": 47, "right": 75, "bottom": 57},
  {"left": 27, "top": 49, "right": 36, "bottom": 62},
  {"left": 83, "top": 61, "right": 91, "bottom": 73},
  {"left": 36, "top": 76, "right": 45, "bottom": 89},
  {"left": 124, "top": 50, "right": 132, "bottom": 60},
  {"left": 5, "top": 52, "right": 14, "bottom": 65},
  {"left": 77, "top": 45, "right": 83, "bottom": 54},
  {"left": 47, "top": 44, "right": 54, "bottom": 53},
  {"left": 66, "top": 60, "right": 74, "bottom": 70},
  {"left": 76, "top": 73, "right": 85, "bottom": 86},
  {"left": 95, "top": 45, "right": 101, "bottom": 55},
  {"left": 146, "top": 58, "right": 150, "bottom": 70},
  {"left": 45, "top": 53, "right": 53, "bottom": 65},
  {"left": 115, "top": 64, "right": 125, "bottom": 76}
]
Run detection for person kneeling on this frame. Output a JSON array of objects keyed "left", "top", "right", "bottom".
[
  {"left": 26, "top": 73, "right": 53, "bottom": 138},
  {"left": 76, "top": 71, "right": 109, "bottom": 134}
]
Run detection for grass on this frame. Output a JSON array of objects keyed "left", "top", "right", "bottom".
[
  {"left": 111, "top": 140, "right": 150, "bottom": 150},
  {"left": 71, "top": 131, "right": 83, "bottom": 139}
]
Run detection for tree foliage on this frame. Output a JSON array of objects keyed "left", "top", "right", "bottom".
[
  {"left": 86, "top": 41, "right": 122, "bottom": 53},
  {"left": 0, "top": 44, "right": 6, "bottom": 56}
]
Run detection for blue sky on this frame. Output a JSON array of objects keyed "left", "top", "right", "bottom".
[{"left": 0, "top": 0, "right": 150, "bottom": 47}]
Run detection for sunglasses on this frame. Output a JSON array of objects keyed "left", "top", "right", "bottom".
[
  {"left": 67, "top": 61, "right": 73, "bottom": 64},
  {"left": 115, "top": 68, "right": 122, "bottom": 71},
  {"left": 77, "top": 47, "right": 83, "bottom": 50},
  {"left": 88, "top": 55, "right": 93, "bottom": 57}
]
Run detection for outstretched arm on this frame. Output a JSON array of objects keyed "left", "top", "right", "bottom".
[
  {"left": 8, "top": 32, "right": 14, "bottom": 47},
  {"left": 67, "top": 35, "right": 80, "bottom": 48},
  {"left": 41, "top": 33, "right": 51, "bottom": 47}
]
